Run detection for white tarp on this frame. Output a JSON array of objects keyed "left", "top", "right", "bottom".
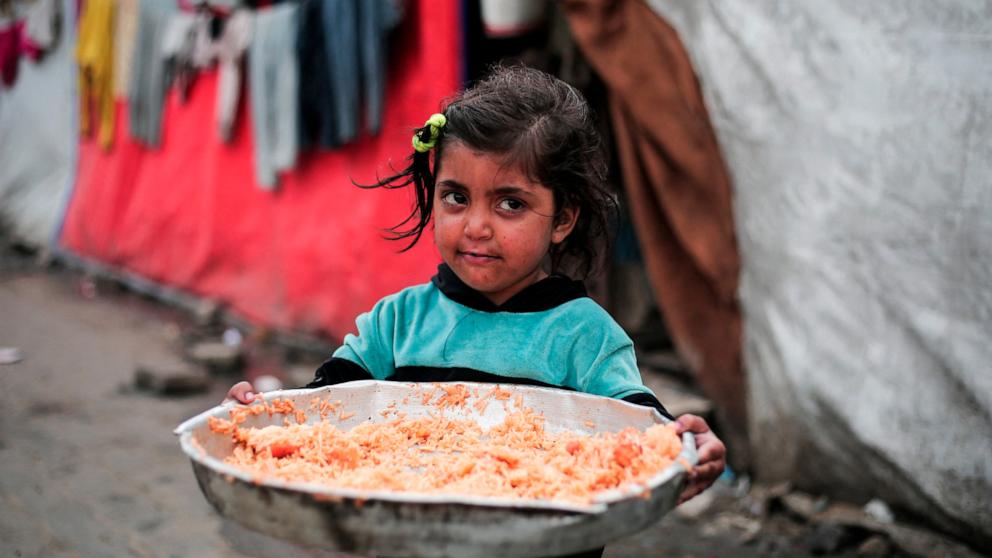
[
  {"left": 0, "top": 0, "right": 75, "bottom": 248},
  {"left": 648, "top": 0, "right": 992, "bottom": 546}
]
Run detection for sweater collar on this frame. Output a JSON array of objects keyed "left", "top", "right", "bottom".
[{"left": 431, "top": 264, "right": 587, "bottom": 313}]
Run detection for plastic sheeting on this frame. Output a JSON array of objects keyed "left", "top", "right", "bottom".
[
  {"left": 0, "top": 0, "right": 75, "bottom": 247},
  {"left": 648, "top": 0, "right": 992, "bottom": 547},
  {"left": 59, "top": 0, "right": 459, "bottom": 340}
]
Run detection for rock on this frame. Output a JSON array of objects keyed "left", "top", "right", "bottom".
[
  {"left": 857, "top": 534, "right": 892, "bottom": 557},
  {"left": 187, "top": 341, "right": 243, "bottom": 374},
  {"left": 134, "top": 365, "right": 210, "bottom": 396}
]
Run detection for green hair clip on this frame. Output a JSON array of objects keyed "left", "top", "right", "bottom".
[{"left": 412, "top": 113, "right": 447, "bottom": 153}]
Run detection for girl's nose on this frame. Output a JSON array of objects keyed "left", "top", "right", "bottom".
[{"left": 463, "top": 207, "right": 493, "bottom": 240}]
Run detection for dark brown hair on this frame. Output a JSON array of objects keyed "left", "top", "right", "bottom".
[{"left": 367, "top": 64, "right": 615, "bottom": 279}]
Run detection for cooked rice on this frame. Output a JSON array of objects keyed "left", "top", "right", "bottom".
[{"left": 208, "top": 386, "right": 681, "bottom": 504}]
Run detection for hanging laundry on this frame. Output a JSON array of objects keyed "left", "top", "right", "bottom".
[
  {"left": 248, "top": 2, "right": 299, "bottom": 189},
  {"left": 160, "top": 10, "right": 200, "bottom": 101},
  {"left": 113, "top": 0, "right": 139, "bottom": 99},
  {"left": 211, "top": 8, "right": 249, "bottom": 142},
  {"left": 23, "top": 0, "right": 62, "bottom": 59},
  {"left": 322, "top": 0, "right": 358, "bottom": 145},
  {"left": 297, "top": 0, "right": 400, "bottom": 149},
  {"left": 357, "top": 0, "right": 400, "bottom": 136},
  {"left": 76, "top": 0, "right": 115, "bottom": 149},
  {"left": 0, "top": 20, "right": 21, "bottom": 87},
  {"left": 296, "top": 0, "right": 334, "bottom": 148},
  {"left": 129, "top": 0, "right": 174, "bottom": 147}
]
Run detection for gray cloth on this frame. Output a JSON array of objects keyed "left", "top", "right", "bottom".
[
  {"left": 129, "top": 0, "right": 175, "bottom": 147},
  {"left": 248, "top": 3, "right": 299, "bottom": 189}
]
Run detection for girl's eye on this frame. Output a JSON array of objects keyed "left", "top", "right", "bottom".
[
  {"left": 440, "top": 191, "right": 468, "bottom": 206},
  {"left": 497, "top": 198, "right": 525, "bottom": 212}
]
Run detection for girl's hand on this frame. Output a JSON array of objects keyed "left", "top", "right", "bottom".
[
  {"left": 675, "top": 414, "right": 726, "bottom": 504},
  {"left": 224, "top": 381, "right": 257, "bottom": 404}
]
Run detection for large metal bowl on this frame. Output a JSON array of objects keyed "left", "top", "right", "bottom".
[{"left": 174, "top": 380, "right": 696, "bottom": 557}]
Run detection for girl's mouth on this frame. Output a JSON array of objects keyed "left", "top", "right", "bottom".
[{"left": 458, "top": 251, "right": 500, "bottom": 264}]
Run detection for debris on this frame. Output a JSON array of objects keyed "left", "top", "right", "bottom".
[
  {"left": 79, "top": 276, "right": 97, "bottom": 299},
  {"left": 781, "top": 491, "right": 819, "bottom": 521},
  {"left": 807, "top": 522, "right": 870, "bottom": 555},
  {"left": 187, "top": 341, "right": 243, "bottom": 375},
  {"left": 864, "top": 498, "right": 895, "bottom": 524},
  {"left": 193, "top": 299, "right": 222, "bottom": 327},
  {"left": 0, "top": 346, "right": 22, "bottom": 364},
  {"left": 134, "top": 364, "right": 210, "bottom": 396},
  {"left": 811, "top": 502, "right": 984, "bottom": 558},
  {"left": 222, "top": 327, "right": 243, "bottom": 347},
  {"left": 744, "top": 481, "right": 791, "bottom": 518},
  {"left": 857, "top": 534, "right": 893, "bottom": 557}
]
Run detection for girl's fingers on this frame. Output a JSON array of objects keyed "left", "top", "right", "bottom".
[
  {"left": 675, "top": 414, "right": 707, "bottom": 435},
  {"left": 224, "top": 381, "right": 256, "bottom": 404},
  {"left": 692, "top": 461, "right": 724, "bottom": 483},
  {"left": 696, "top": 437, "right": 727, "bottom": 463}
]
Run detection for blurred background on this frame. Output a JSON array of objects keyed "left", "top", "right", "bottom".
[{"left": 1, "top": 0, "right": 990, "bottom": 556}]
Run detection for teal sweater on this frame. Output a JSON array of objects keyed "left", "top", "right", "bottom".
[{"left": 308, "top": 264, "right": 671, "bottom": 418}]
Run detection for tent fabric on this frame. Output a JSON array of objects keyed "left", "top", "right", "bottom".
[
  {"left": 59, "top": 0, "right": 459, "bottom": 340},
  {"left": 0, "top": 0, "right": 75, "bottom": 248},
  {"left": 561, "top": 0, "right": 746, "bottom": 464},
  {"left": 648, "top": 0, "right": 992, "bottom": 547}
]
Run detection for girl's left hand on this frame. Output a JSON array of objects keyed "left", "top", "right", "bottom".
[{"left": 674, "top": 414, "right": 726, "bottom": 504}]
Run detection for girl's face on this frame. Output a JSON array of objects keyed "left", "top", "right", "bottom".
[{"left": 433, "top": 141, "right": 577, "bottom": 306}]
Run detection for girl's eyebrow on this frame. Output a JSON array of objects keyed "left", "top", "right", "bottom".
[
  {"left": 491, "top": 185, "right": 534, "bottom": 197},
  {"left": 437, "top": 180, "right": 536, "bottom": 198}
]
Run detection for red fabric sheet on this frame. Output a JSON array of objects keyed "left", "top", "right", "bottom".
[{"left": 60, "top": 1, "right": 459, "bottom": 340}]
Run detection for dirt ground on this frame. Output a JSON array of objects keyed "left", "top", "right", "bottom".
[{"left": 0, "top": 255, "right": 975, "bottom": 558}]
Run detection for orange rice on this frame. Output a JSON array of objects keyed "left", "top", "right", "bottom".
[{"left": 208, "top": 386, "right": 682, "bottom": 505}]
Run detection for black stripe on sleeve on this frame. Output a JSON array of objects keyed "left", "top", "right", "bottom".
[
  {"left": 622, "top": 392, "right": 675, "bottom": 421},
  {"left": 305, "top": 357, "right": 374, "bottom": 388}
]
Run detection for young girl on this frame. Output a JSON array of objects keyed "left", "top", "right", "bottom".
[{"left": 227, "top": 65, "right": 725, "bottom": 530}]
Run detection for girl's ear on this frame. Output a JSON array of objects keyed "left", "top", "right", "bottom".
[{"left": 551, "top": 206, "right": 579, "bottom": 245}]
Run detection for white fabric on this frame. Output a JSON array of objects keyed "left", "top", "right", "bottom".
[
  {"left": 648, "top": 0, "right": 992, "bottom": 545},
  {"left": 0, "top": 0, "right": 74, "bottom": 248}
]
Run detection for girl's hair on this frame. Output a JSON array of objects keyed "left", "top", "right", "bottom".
[{"left": 369, "top": 64, "right": 616, "bottom": 279}]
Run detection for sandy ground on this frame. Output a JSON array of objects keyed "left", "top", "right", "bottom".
[{"left": 0, "top": 265, "right": 832, "bottom": 558}]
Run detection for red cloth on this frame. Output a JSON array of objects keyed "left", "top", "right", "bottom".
[{"left": 60, "top": 0, "right": 460, "bottom": 340}]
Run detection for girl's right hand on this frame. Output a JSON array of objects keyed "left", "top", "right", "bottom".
[{"left": 224, "top": 381, "right": 257, "bottom": 404}]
